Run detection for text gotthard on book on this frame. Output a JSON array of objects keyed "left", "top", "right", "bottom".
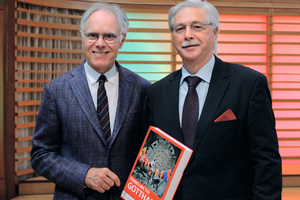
[{"left": 121, "top": 126, "right": 193, "bottom": 200}]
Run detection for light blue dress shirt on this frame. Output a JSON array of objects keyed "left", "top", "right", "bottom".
[{"left": 179, "top": 55, "right": 215, "bottom": 127}]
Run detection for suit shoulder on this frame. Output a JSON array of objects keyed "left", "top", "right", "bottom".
[
  {"left": 44, "top": 65, "right": 82, "bottom": 90},
  {"left": 150, "top": 70, "right": 180, "bottom": 89},
  {"left": 225, "top": 61, "right": 262, "bottom": 75},
  {"left": 119, "top": 65, "right": 151, "bottom": 87},
  {"left": 224, "top": 61, "right": 266, "bottom": 80}
]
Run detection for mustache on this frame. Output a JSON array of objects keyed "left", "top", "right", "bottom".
[{"left": 181, "top": 40, "right": 200, "bottom": 48}]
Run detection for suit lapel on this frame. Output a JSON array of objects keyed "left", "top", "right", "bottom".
[
  {"left": 191, "top": 56, "right": 229, "bottom": 156},
  {"left": 108, "top": 62, "right": 133, "bottom": 147},
  {"left": 166, "top": 70, "right": 185, "bottom": 143},
  {"left": 69, "top": 61, "right": 108, "bottom": 147}
]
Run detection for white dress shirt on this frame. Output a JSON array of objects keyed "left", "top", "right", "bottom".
[
  {"left": 84, "top": 62, "right": 119, "bottom": 133},
  {"left": 179, "top": 55, "right": 215, "bottom": 127}
]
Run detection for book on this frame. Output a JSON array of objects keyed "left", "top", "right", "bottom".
[{"left": 121, "top": 126, "right": 193, "bottom": 200}]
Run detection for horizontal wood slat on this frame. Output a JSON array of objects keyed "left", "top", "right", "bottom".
[
  {"left": 16, "top": 157, "right": 31, "bottom": 162},
  {"left": 220, "top": 30, "right": 271, "bottom": 35},
  {"left": 16, "top": 57, "right": 83, "bottom": 64},
  {"left": 16, "top": 122, "right": 36, "bottom": 129},
  {"left": 16, "top": 80, "right": 51, "bottom": 83},
  {"left": 17, "top": 7, "right": 82, "bottom": 19},
  {"left": 273, "top": 31, "right": 300, "bottom": 35},
  {"left": 277, "top": 118, "right": 300, "bottom": 120},
  {"left": 282, "top": 164, "right": 300, "bottom": 175},
  {"left": 17, "top": 19, "right": 80, "bottom": 30},
  {"left": 274, "top": 109, "right": 300, "bottom": 111},
  {"left": 16, "top": 88, "right": 44, "bottom": 92},
  {"left": 16, "top": 136, "right": 33, "bottom": 142},
  {"left": 175, "top": 61, "right": 271, "bottom": 65},
  {"left": 16, "top": 70, "right": 66, "bottom": 74},
  {"left": 16, "top": 101, "right": 41, "bottom": 106},
  {"left": 16, "top": 146, "right": 32, "bottom": 154},
  {"left": 16, "top": 168, "right": 35, "bottom": 177},
  {"left": 17, "top": 32, "right": 81, "bottom": 41},
  {"left": 272, "top": 100, "right": 300, "bottom": 102},
  {"left": 272, "top": 63, "right": 300, "bottom": 66},
  {"left": 127, "top": 28, "right": 170, "bottom": 33},
  {"left": 119, "top": 61, "right": 172, "bottom": 64},
  {"left": 125, "top": 40, "right": 172, "bottom": 43},
  {"left": 17, "top": 46, "right": 84, "bottom": 54},
  {"left": 120, "top": 51, "right": 173, "bottom": 54},
  {"left": 219, "top": 41, "right": 271, "bottom": 44},
  {"left": 277, "top": 129, "right": 300, "bottom": 132},
  {"left": 279, "top": 138, "right": 300, "bottom": 141},
  {"left": 16, "top": 112, "right": 39, "bottom": 116},
  {"left": 218, "top": 53, "right": 270, "bottom": 56}
]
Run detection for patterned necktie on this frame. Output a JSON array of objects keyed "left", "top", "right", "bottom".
[
  {"left": 182, "top": 76, "right": 201, "bottom": 148},
  {"left": 97, "top": 75, "right": 111, "bottom": 141}
]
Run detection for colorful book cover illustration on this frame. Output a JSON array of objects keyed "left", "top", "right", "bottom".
[{"left": 121, "top": 126, "right": 193, "bottom": 200}]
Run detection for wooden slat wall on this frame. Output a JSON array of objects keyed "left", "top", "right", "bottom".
[
  {"left": 272, "top": 15, "right": 300, "bottom": 175},
  {"left": 4, "top": 0, "right": 300, "bottom": 197},
  {"left": 15, "top": 1, "right": 84, "bottom": 182}
]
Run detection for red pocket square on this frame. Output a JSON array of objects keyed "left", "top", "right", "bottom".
[{"left": 214, "top": 109, "right": 237, "bottom": 122}]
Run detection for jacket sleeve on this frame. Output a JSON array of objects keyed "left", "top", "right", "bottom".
[
  {"left": 30, "top": 83, "right": 90, "bottom": 198},
  {"left": 247, "top": 74, "right": 282, "bottom": 200}
]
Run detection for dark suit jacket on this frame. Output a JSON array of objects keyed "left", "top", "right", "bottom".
[
  {"left": 31, "top": 60, "right": 151, "bottom": 200},
  {"left": 147, "top": 55, "right": 282, "bottom": 200}
]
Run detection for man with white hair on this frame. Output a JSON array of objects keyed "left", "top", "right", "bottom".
[
  {"left": 31, "top": 3, "right": 150, "bottom": 199},
  {"left": 147, "top": 0, "right": 282, "bottom": 199}
]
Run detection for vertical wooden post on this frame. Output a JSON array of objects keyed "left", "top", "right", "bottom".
[
  {"left": 3, "top": 0, "right": 17, "bottom": 198},
  {"left": 268, "top": 14, "right": 273, "bottom": 97},
  {"left": 0, "top": 1, "right": 6, "bottom": 200}
]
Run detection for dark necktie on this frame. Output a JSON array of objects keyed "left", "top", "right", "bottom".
[
  {"left": 182, "top": 76, "right": 201, "bottom": 148},
  {"left": 97, "top": 75, "right": 111, "bottom": 141}
]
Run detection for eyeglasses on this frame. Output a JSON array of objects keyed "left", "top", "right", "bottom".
[
  {"left": 84, "top": 32, "right": 122, "bottom": 44},
  {"left": 173, "top": 23, "right": 212, "bottom": 34}
]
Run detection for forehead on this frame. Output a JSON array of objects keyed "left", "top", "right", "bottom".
[
  {"left": 86, "top": 10, "right": 119, "bottom": 33},
  {"left": 174, "top": 7, "right": 207, "bottom": 25}
]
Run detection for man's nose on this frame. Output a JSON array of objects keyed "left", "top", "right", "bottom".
[
  {"left": 184, "top": 25, "right": 193, "bottom": 40},
  {"left": 94, "top": 36, "right": 106, "bottom": 46}
]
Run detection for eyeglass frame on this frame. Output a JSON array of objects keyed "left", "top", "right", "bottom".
[
  {"left": 172, "top": 22, "right": 213, "bottom": 34},
  {"left": 83, "top": 32, "right": 123, "bottom": 44}
]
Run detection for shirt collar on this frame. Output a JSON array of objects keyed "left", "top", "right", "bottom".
[
  {"left": 84, "top": 61, "right": 117, "bottom": 85},
  {"left": 180, "top": 55, "right": 215, "bottom": 85}
]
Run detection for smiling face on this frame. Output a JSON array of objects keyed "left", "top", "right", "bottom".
[
  {"left": 83, "top": 10, "right": 126, "bottom": 74},
  {"left": 172, "top": 7, "right": 217, "bottom": 73}
]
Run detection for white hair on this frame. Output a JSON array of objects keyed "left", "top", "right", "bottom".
[
  {"left": 80, "top": 3, "right": 129, "bottom": 42},
  {"left": 168, "top": 0, "right": 219, "bottom": 53}
]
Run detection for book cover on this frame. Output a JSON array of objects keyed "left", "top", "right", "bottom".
[{"left": 121, "top": 126, "right": 193, "bottom": 200}]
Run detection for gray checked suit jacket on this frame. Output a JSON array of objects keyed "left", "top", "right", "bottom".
[{"left": 31, "top": 60, "right": 151, "bottom": 200}]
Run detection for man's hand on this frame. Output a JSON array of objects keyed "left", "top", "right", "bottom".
[{"left": 84, "top": 167, "right": 121, "bottom": 193}]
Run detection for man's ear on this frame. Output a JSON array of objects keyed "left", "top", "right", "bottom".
[
  {"left": 119, "top": 33, "right": 127, "bottom": 49},
  {"left": 213, "top": 27, "right": 218, "bottom": 42}
]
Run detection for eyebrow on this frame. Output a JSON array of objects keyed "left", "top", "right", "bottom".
[
  {"left": 174, "top": 21, "right": 206, "bottom": 26},
  {"left": 86, "top": 31, "right": 117, "bottom": 35}
]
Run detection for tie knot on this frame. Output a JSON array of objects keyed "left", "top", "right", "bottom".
[
  {"left": 185, "top": 76, "right": 201, "bottom": 88},
  {"left": 98, "top": 75, "right": 107, "bottom": 83}
]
